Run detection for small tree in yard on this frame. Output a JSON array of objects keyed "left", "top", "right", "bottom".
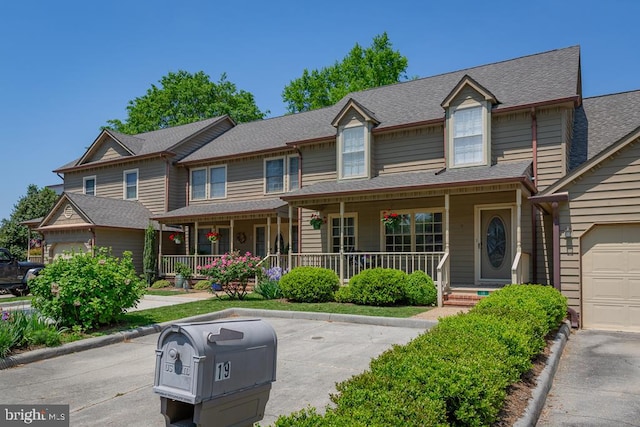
[
  {"left": 29, "top": 248, "right": 145, "bottom": 331},
  {"left": 143, "top": 223, "right": 157, "bottom": 285}
]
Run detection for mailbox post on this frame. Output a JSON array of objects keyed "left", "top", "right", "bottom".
[{"left": 154, "top": 319, "right": 277, "bottom": 427}]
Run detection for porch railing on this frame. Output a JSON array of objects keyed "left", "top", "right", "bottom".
[
  {"left": 436, "top": 252, "right": 450, "bottom": 308},
  {"left": 511, "top": 252, "right": 531, "bottom": 284},
  {"left": 291, "top": 251, "right": 445, "bottom": 283},
  {"left": 161, "top": 255, "right": 223, "bottom": 277}
]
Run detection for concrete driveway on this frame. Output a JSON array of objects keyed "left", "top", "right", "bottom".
[
  {"left": 537, "top": 329, "right": 640, "bottom": 426},
  {"left": 1, "top": 314, "right": 430, "bottom": 426}
]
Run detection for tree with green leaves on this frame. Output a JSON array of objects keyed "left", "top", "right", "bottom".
[
  {"left": 106, "top": 71, "right": 268, "bottom": 134},
  {"left": 0, "top": 184, "right": 59, "bottom": 259},
  {"left": 282, "top": 32, "right": 409, "bottom": 113}
]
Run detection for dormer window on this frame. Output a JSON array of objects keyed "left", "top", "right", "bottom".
[
  {"left": 341, "top": 126, "right": 366, "bottom": 178},
  {"left": 452, "top": 106, "right": 484, "bottom": 166},
  {"left": 441, "top": 75, "right": 497, "bottom": 169}
]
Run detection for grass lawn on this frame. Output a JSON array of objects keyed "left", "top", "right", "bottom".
[{"left": 67, "top": 293, "right": 431, "bottom": 341}]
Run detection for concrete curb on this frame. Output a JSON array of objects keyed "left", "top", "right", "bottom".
[
  {"left": 0, "top": 308, "right": 435, "bottom": 369},
  {"left": 514, "top": 320, "right": 571, "bottom": 427}
]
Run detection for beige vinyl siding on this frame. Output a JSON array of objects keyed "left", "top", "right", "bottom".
[
  {"left": 492, "top": 112, "right": 532, "bottom": 163},
  {"left": 449, "top": 191, "right": 529, "bottom": 285},
  {"left": 534, "top": 209, "right": 553, "bottom": 285},
  {"left": 46, "top": 203, "right": 89, "bottom": 226},
  {"left": 85, "top": 137, "right": 132, "bottom": 163},
  {"left": 171, "top": 120, "right": 233, "bottom": 160},
  {"left": 63, "top": 158, "right": 167, "bottom": 214},
  {"left": 562, "top": 108, "right": 574, "bottom": 174},
  {"left": 300, "top": 209, "right": 323, "bottom": 252},
  {"left": 300, "top": 142, "right": 337, "bottom": 186},
  {"left": 535, "top": 108, "right": 567, "bottom": 190},
  {"left": 559, "top": 137, "right": 640, "bottom": 318},
  {"left": 374, "top": 126, "right": 445, "bottom": 175},
  {"left": 95, "top": 229, "right": 146, "bottom": 273},
  {"left": 168, "top": 165, "right": 188, "bottom": 212}
]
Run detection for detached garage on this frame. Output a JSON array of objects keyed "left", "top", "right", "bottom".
[{"left": 581, "top": 224, "right": 640, "bottom": 331}]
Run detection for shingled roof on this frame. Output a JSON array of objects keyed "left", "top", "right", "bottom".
[
  {"left": 39, "top": 192, "right": 157, "bottom": 231},
  {"left": 56, "top": 116, "right": 229, "bottom": 171},
  {"left": 570, "top": 90, "right": 640, "bottom": 170},
  {"left": 282, "top": 160, "right": 534, "bottom": 200},
  {"left": 152, "top": 198, "right": 287, "bottom": 221},
  {"left": 182, "top": 46, "right": 580, "bottom": 164}
]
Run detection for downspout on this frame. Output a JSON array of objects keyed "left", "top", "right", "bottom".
[
  {"left": 552, "top": 201, "right": 560, "bottom": 290},
  {"left": 294, "top": 145, "right": 303, "bottom": 256},
  {"left": 531, "top": 108, "right": 538, "bottom": 283}
]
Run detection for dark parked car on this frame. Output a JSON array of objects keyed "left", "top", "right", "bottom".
[{"left": 0, "top": 248, "right": 44, "bottom": 296}]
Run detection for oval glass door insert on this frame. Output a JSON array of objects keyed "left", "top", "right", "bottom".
[{"left": 487, "top": 216, "right": 506, "bottom": 268}]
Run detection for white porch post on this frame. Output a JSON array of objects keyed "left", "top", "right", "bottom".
[
  {"left": 266, "top": 217, "right": 272, "bottom": 257},
  {"left": 158, "top": 224, "right": 163, "bottom": 276},
  {"left": 288, "top": 205, "right": 293, "bottom": 270},
  {"left": 276, "top": 215, "right": 282, "bottom": 267},
  {"left": 438, "top": 193, "right": 450, "bottom": 308},
  {"left": 339, "top": 201, "right": 345, "bottom": 283},
  {"left": 445, "top": 193, "right": 450, "bottom": 253},
  {"left": 194, "top": 221, "right": 198, "bottom": 256},
  {"left": 516, "top": 188, "right": 522, "bottom": 254},
  {"left": 230, "top": 219, "right": 235, "bottom": 253}
]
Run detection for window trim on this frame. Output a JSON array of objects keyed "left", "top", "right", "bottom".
[
  {"left": 380, "top": 208, "right": 445, "bottom": 252},
  {"left": 123, "top": 169, "right": 138, "bottom": 200},
  {"left": 447, "top": 102, "right": 491, "bottom": 169},
  {"left": 337, "top": 123, "right": 370, "bottom": 180},
  {"left": 190, "top": 165, "right": 228, "bottom": 201},
  {"left": 263, "top": 155, "right": 300, "bottom": 195},
  {"left": 83, "top": 176, "right": 96, "bottom": 196}
]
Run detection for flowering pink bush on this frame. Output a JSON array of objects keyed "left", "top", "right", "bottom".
[{"left": 197, "top": 251, "right": 261, "bottom": 299}]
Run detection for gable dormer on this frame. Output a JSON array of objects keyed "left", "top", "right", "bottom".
[
  {"left": 331, "top": 98, "right": 380, "bottom": 180},
  {"left": 441, "top": 75, "right": 498, "bottom": 169},
  {"left": 77, "top": 130, "right": 140, "bottom": 166}
]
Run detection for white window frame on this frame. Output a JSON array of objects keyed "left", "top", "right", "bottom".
[
  {"left": 264, "top": 155, "right": 300, "bottom": 194},
  {"left": 338, "top": 124, "right": 370, "bottom": 180},
  {"left": 328, "top": 213, "right": 358, "bottom": 253},
  {"left": 448, "top": 103, "right": 490, "bottom": 169},
  {"left": 83, "top": 176, "right": 96, "bottom": 196},
  {"left": 380, "top": 209, "right": 445, "bottom": 252},
  {"left": 209, "top": 165, "right": 227, "bottom": 199},
  {"left": 190, "top": 168, "right": 207, "bottom": 200},
  {"left": 123, "top": 169, "right": 138, "bottom": 200}
]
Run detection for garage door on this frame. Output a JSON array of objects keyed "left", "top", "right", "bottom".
[
  {"left": 582, "top": 224, "right": 640, "bottom": 332},
  {"left": 52, "top": 243, "right": 89, "bottom": 259}
]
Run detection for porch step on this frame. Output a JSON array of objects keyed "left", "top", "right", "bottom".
[{"left": 443, "top": 288, "right": 498, "bottom": 307}]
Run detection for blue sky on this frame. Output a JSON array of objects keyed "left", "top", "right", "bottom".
[{"left": 1, "top": 0, "right": 638, "bottom": 221}]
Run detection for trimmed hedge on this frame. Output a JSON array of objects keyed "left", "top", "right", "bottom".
[
  {"left": 404, "top": 270, "right": 437, "bottom": 306},
  {"left": 279, "top": 267, "right": 340, "bottom": 303},
  {"left": 274, "top": 284, "right": 567, "bottom": 426},
  {"left": 348, "top": 268, "right": 407, "bottom": 306}
]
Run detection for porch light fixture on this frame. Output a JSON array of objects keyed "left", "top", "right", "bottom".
[{"left": 564, "top": 226, "right": 572, "bottom": 238}]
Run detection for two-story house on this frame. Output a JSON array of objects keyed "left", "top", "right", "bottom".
[
  {"left": 33, "top": 116, "right": 234, "bottom": 270},
  {"left": 33, "top": 45, "right": 640, "bottom": 331}
]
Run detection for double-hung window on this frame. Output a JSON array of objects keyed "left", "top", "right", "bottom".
[
  {"left": 190, "top": 166, "right": 227, "bottom": 200},
  {"left": 384, "top": 211, "right": 443, "bottom": 252},
  {"left": 265, "top": 155, "right": 299, "bottom": 194},
  {"left": 330, "top": 215, "right": 357, "bottom": 253},
  {"left": 124, "top": 169, "right": 138, "bottom": 200},
  {"left": 84, "top": 176, "right": 96, "bottom": 196},
  {"left": 210, "top": 166, "right": 226, "bottom": 199},
  {"left": 341, "top": 126, "right": 366, "bottom": 178},
  {"left": 452, "top": 106, "right": 484, "bottom": 166}
]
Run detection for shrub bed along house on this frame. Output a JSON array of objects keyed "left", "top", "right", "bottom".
[
  {"left": 279, "top": 267, "right": 340, "bottom": 303},
  {"left": 274, "top": 284, "right": 568, "bottom": 427}
]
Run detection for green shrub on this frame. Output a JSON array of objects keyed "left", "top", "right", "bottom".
[
  {"left": 30, "top": 248, "right": 145, "bottom": 331},
  {"left": 0, "top": 310, "right": 62, "bottom": 357},
  {"left": 151, "top": 279, "right": 172, "bottom": 289},
  {"left": 192, "top": 280, "right": 213, "bottom": 291},
  {"left": 404, "top": 270, "right": 437, "bottom": 306},
  {"left": 474, "top": 284, "right": 567, "bottom": 332},
  {"left": 333, "top": 285, "right": 353, "bottom": 303},
  {"left": 348, "top": 268, "right": 406, "bottom": 306},
  {"left": 279, "top": 267, "right": 340, "bottom": 303}
]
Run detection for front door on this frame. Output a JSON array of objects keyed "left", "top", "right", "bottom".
[{"left": 480, "top": 208, "right": 512, "bottom": 282}]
